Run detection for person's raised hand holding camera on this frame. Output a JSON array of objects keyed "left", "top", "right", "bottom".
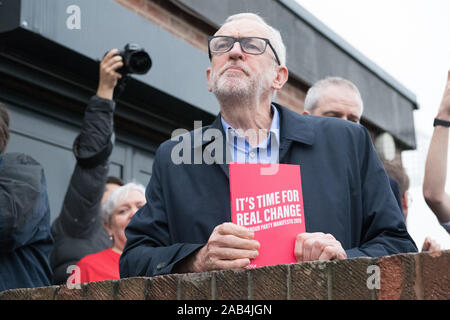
[{"left": 96, "top": 49, "right": 123, "bottom": 100}]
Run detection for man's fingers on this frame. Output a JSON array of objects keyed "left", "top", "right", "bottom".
[
  {"left": 103, "top": 48, "right": 119, "bottom": 62},
  {"left": 309, "top": 239, "right": 333, "bottom": 261},
  {"left": 103, "top": 55, "right": 123, "bottom": 69},
  {"left": 295, "top": 232, "right": 326, "bottom": 262},
  {"left": 318, "top": 245, "right": 339, "bottom": 261},
  {"left": 216, "top": 222, "right": 255, "bottom": 240},
  {"left": 212, "top": 258, "right": 251, "bottom": 271},
  {"left": 215, "top": 234, "right": 259, "bottom": 250},
  {"left": 106, "top": 61, "right": 124, "bottom": 74},
  {"left": 295, "top": 233, "right": 345, "bottom": 262},
  {"left": 212, "top": 247, "right": 259, "bottom": 261}
]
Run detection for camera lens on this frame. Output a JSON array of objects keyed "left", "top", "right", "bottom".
[{"left": 129, "top": 51, "right": 152, "bottom": 74}]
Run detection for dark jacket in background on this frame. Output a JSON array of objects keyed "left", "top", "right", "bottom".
[
  {"left": 120, "top": 103, "right": 418, "bottom": 278},
  {"left": 0, "top": 153, "right": 53, "bottom": 292},
  {"left": 50, "top": 96, "right": 114, "bottom": 285},
  {"left": 388, "top": 177, "right": 403, "bottom": 214}
]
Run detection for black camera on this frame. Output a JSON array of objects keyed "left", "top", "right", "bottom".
[{"left": 116, "top": 43, "right": 152, "bottom": 75}]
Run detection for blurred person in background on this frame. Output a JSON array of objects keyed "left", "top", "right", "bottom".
[
  {"left": 0, "top": 103, "right": 53, "bottom": 291},
  {"left": 304, "top": 76, "right": 441, "bottom": 252},
  {"left": 303, "top": 76, "right": 363, "bottom": 123},
  {"left": 75, "top": 182, "right": 145, "bottom": 283},
  {"left": 383, "top": 159, "right": 440, "bottom": 252},
  {"left": 50, "top": 49, "right": 125, "bottom": 284},
  {"left": 423, "top": 70, "right": 450, "bottom": 234}
]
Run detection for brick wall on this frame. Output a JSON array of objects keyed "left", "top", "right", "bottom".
[
  {"left": 1, "top": 250, "right": 448, "bottom": 300},
  {"left": 115, "top": 0, "right": 309, "bottom": 113}
]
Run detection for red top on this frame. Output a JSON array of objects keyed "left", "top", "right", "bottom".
[{"left": 76, "top": 248, "right": 121, "bottom": 283}]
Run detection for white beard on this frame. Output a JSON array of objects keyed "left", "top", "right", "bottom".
[{"left": 210, "top": 63, "right": 275, "bottom": 105}]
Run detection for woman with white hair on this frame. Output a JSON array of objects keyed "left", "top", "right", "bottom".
[{"left": 75, "top": 182, "right": 146, "bottom": 283}]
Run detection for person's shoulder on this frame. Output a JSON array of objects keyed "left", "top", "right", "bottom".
[
  {"left": 310, "top": 113, "right": 363, "bottom": 131},
  {"left": 0, "top": 152, "right": 44, "bottom": 185},
  {"left": 156, "top": 123, "right": 217, "bottom": 156},
  {"left": 1, "top": 152, "right": 42, "bottom": 167},
  {"left": 275, "top": 103, "right": 367, "bottom": 137},
  {"left": 77, "top": 248, "right": 112, "bottom": 265}
]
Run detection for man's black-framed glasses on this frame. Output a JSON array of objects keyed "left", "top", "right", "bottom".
[{"left": 208, "top": 36, "right": 281, "bottom": 65}]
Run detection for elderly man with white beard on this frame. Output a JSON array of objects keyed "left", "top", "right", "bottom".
[{"left": 119, "top": 13, "right": 417, "bottom": 278}]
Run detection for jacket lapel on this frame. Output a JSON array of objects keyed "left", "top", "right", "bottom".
[
  {"left": 194, "top": 114, "right": 230, "bottom": 179},
  {"left": 197, "top": 103, "right": 315, "bottom": 179},
  {"left": 273, "top": 103, "right": 315, "bottom": 162}
]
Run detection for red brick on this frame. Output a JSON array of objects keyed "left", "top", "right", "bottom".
[
  {"left": 84, "top": 280, "right": 117, "bottom": 300},
  {"left": 331, "top": 258, "right": 376, "bottom": 300},
  {"left": 148, "top": 274, "right": 179, "bottom": 300},
  {"left": 29, "top": 286, "right": 59, "bottom": 300},
  {"left": 117, "top": 277, "right": 149, "bottom": 300},
  {"left": 290, "top": 261, "right": 329, "bottom": 300},
  {"left": 55, "top": 284, "right": 86, "bottom": 300},
  {"left": 421, "top": 250, "right": 450, "bottom": 300},
  {"left": 250, "top": 264, "right": 289, "bottom": 300},
  {"left": 125, "top": 0, "right": 144, "bottom": 9},
  {"left": 377, "top": 253, "right": 418, "bottom": 300},
  {"left": 179, "top": 272, "right": 213, "bottom": 300},
  {"left": 144, "top": 1, "right": 170, "bottom": 25},
  {"left": 6, "top": 252, "right": 447, "bottom": 300},
  {"left": 214, "top": 269, "right": 249, "bottom": 300},
  {"left": 0, "top": 288, "right": 32, "bottom": 300}
]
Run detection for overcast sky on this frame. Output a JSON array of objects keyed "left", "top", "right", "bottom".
[{"left": 294, "top": 0, "right": 450, "bottom": 249}]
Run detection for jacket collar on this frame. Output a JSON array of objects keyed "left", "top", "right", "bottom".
[
  {"left": 206, "top": 102, "right": 315, "bottom": 146},
  {"left": 197, "top": 103, "right": 315, "bottom": 177},
  {"left": 272, "top": 102, "right": 315, "bottom": 146}
]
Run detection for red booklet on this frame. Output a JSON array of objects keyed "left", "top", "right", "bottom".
[{"left": 229, "top": 163, "right": 306, "bottom": 268}]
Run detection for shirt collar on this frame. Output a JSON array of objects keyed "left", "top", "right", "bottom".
[{"left": 220, "top": 104, "right": 280, "bottom": 148}]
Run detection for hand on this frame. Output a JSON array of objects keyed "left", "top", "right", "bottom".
[
  {"left": 421, "top": 236, "right": 441, "bottom": 253},
  {"left": 96, "top": 49, "right": 123, "bottom": 100},
  {"left": 437, "top": 70, "right": 450, "bottom": 120},
  {"left": 294, "top": 232, "right": 347, "bottom": 262},
  {"left": 183, "top": 223, "right": 260, "bottom": 273}
]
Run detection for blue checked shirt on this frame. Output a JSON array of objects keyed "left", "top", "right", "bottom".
[{"left": 221, "top": 105, "right": 280, "bottom": 164}]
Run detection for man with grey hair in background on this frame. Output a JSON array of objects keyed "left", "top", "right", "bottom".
[
  {"left": 120, "top": 13, "right": 416, "bottom": 278},
  {"left": 303, "top": 76, "right": 364, "bottom": 123},
  {"left": 305, "top": 76, "right": 440, "bottom": 252}
]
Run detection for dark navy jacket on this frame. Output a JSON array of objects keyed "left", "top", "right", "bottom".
[
  {"left": 50, "top": 95, "right": 114, "bottom": 285},
  {"left": 0, "top": 153, "right": 53, "bottom": 292},
  {"left": 120, "top": 103, "right": 417, "bottom": 278}
]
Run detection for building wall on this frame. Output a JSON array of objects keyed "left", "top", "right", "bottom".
[{"left": 1, "top": 250, "right": 448, "bottom": 300}]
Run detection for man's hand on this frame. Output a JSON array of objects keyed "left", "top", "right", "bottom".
[
  {"left": 294, "top": 232, "right": 347, "bottom": 262},
  {"left": 176, "top": 223, "right": 260, "bottom": 273},
  {"left": 96, "top": 49, "right": 123, "bottom": 100},
  {"left": 421, "top": 236, "right": 441, "bottom": 253}
]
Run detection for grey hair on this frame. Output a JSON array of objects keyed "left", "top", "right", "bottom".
[
  {"left": 223, "top": 13, "right": 287, "bottom": 67},
  {"left": 304, "top": 77, "right": 364, "bottom": 114},
  {"left": 102, "top": 182, "right": 146, "bottom": 223}
]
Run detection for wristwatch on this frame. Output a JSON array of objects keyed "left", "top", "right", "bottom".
[{"left": 433, "top": 118, "right": 450, "bottom": 127}]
